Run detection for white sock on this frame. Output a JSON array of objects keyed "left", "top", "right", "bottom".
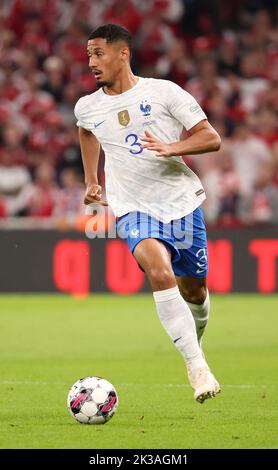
[
  {"left": 153, "top": 286, "right": 207, "bottom": 370},
  {"left": 186, "top": 289, "right": 210, "bottom": 344}
]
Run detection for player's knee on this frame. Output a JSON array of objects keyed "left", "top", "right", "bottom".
[
  {"left": 148, "top": 266, "right": 175, "bottom": 291},
  {"left": 181, "top": 285, "right": 207, "bottom": 305}
]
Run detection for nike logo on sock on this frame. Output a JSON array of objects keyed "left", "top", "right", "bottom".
[{"left": 173, "top": 336, "right": 182, "bottom": 344}]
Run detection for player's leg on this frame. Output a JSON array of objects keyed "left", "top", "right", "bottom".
[
  {"left": 170, "top": 207, "right": 221, "bottom": 401},
  {"left": 117, "top": 211, "right": 219, "bottom": 402},
  {"left": 133, "top": 238, "right": 213, "bottom": 400},
  {"left": 174, "top": 275, "right": 220, "bottom": 400},
  {"left": 176, "top": 275, "right": 210, "bottom": 345}
]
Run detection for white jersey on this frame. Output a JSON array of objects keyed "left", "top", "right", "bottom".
[{"left": 74, "top": 77, "right": 207, "bottom": 222}]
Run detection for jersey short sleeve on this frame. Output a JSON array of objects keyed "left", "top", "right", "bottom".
[
  {"left": 165, "top": 81, "right": 207, "bottom": 131},
  {"left": 74, "top": 96, "right": 91, "bottom": 131}
]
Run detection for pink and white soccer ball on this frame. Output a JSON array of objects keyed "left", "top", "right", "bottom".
[{"left": 67, "top": 376, "right": 118, "bottom": 424}]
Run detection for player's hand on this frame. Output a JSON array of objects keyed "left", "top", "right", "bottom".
[
  {"left": 140, "top": 130, "right": 173, "bottom": 157},
  {"left": 84, "top": 184, "right": 108, "bottom": 206}
]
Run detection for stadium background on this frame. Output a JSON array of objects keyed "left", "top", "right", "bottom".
[
  {"left": 0, "top": 0, "right": 278, "bottom": 294},
  {"left": 0, "top": 0, "right": 278, "bottom": 452}
]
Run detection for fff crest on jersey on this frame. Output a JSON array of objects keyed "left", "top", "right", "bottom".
[
  {"left": 140, "top": 101, "right": 151, "bottom": 116},
  {"left": 118, "top": 110, "right": 130, "bottom": 126}
]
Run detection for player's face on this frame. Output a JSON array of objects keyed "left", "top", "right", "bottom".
[{"left": 87, "top": 38, "right": 128, "bottom": 89}]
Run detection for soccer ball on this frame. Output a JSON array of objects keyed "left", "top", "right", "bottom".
[{"left": 67, "top": 376, "right": 118, "bottom": 424}]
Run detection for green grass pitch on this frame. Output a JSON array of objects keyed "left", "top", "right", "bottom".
[{"left": 0, "top": 294, "right": 277, "bottom": 449}]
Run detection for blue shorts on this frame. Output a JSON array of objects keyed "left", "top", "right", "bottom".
[{"left": 116, "top": 207, "right": 208, "bottom": 278}]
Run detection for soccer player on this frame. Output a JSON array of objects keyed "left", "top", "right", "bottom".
[{"left": 75, "top": 24, "right": 221, "bottom": 403}]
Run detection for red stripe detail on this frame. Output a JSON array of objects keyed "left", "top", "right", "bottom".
[
  {"left": 101, "top": 396, "right": 117, "bottom": 413},
  {"left": 71, "top": 392, "right": 89, "bottom": 410}
]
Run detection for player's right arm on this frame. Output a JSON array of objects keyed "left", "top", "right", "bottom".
[{"left": 78, "top": 127, "right": 108, "bottom": 206}]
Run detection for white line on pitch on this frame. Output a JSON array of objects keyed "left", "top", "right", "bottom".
[{"left": 1, "top": 381, "right": 274, "bottom": 389}]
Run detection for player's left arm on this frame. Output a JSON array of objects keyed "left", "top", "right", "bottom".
[{"left": 140, "top": 119, "right": 221, "bottom": 157}]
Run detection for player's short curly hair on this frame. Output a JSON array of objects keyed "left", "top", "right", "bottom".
[{"left": 88, "top": 24, "right": 132, "bottom": 59}]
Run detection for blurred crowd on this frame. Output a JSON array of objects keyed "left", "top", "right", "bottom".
[{"left": 0, "top": 0, "right": 277, "bottom": 227}]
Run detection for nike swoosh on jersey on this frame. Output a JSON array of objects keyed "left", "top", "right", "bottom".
[{"left": 94, "top": 120, "right": 106, "bottom": 128}]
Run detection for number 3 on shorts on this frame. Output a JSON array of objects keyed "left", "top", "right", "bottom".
[{"left": 125, "top": 133, "right": 143, "bottom": 155}]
